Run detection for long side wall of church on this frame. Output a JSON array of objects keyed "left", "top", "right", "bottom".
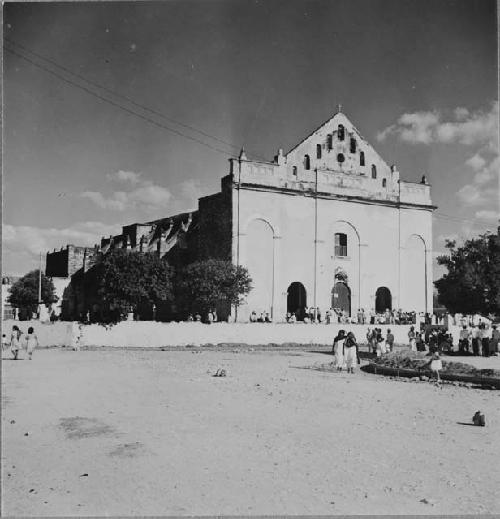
[
  {"left": 197, "top": 188, "right": 232, "bottom": 261},
  {"left": 233, "top": 186, "right": 433, "bottom": 322}
]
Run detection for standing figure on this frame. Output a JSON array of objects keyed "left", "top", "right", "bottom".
[
  {"left": 408, "top": 326, "right": 416, "bottom": 351},
  {"left": 25, "top": 327, "right": 39, "bottom": 360},
  {"left": 428, "top": 351, "right": 442, "bottom": 385},
  {"left": 471, "top": 325, "right": 480, "bottom": 356},
  {"left": 344, "top": 332, "right": 358, "bottom": 374},
  {"left": 10, "top": 325, "right": 23, "bottom": 360},
  {"left": 491, "top": 325, "right": 500, "bottom": 355},
  {"left": 386, "top": 328, "right": 395, "bottom": 352},
  {"left": 459, "top": 325, "right": 470, "bottom": 353},
  {"left": 332, "top": 330, "right": 346, "bottom": 372}
]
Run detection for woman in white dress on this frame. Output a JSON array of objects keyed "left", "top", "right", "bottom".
[
  {"left": 344, "top": 332, "right": 358, "bottom": 374},
  {"left": 332, "top": 330, "right": 346, "bottom": 372},
  {"left": 10, "top": 325, "right": 23, "bottom": 360}
]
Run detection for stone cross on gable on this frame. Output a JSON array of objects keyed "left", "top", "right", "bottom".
[{"left": 336, "top": 103, "right": 342, "bottom": 113}]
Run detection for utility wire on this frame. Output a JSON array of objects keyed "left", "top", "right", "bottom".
[
  {"left": 5, "top": 45, "right": 237, "bottom": 158},
  {"left": 434, "top": 211, "right": 498, "bottom": 226},
  {"left": 5, "top": 37, "right": 242, "bottom": 154}
]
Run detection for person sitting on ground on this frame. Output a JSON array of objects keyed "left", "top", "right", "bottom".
[
  {"left": 264, "top": 312, "right": 272, "bottom": 323},
  {"left": 289, "top": 312, "right": 296, "bottom": 323},
  {"left": 250, "top": 311, "right": 257, "bottom": 323},
  {"left": 344, "top": 331, "right": 358, "bottom": 374},
  {"left": 187, "top": 313, "right": 194, "bottom": 322},
  {"left": 195, "top": 313, "right": 202, "bottom": 322},
  {"left": 25, "top": 327, "right": 39, "bottom": 361}
]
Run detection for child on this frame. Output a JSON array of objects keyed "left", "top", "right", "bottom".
[
  {"left": 25, "top": 327, "right": 39, "bottom": 360},
  {"left": 10, "top": 325, "right": 23, "bottom": 360},
  {"left": 428, "top": 351, "right": 442, "bottom": 385}
]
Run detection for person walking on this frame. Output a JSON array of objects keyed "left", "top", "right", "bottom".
[
  {"left": 10, "top": 325, "right": 23, "bottom": 360},
  {"left": 344, "top": 331, "right": 358, "bottom": 374},
  {"left": 332, "top": 330, "right": 346, "bottom": 372},
  {"left": 25, "top": 327, "right": 39, "bottom": 360},
  {"left": 427, "top": 351, "right": 443, "bottom": 386}
]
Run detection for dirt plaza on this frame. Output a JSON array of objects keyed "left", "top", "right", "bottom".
[{"left": 2, "top": 347, "right": 500, "bottom": 516}]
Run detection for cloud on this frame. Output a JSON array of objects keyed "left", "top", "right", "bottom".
[
  {"left": 378, "top": 101, "right": 498, "bottom": 148},
  {"left": 106, "top": 170, "right": 142, "bottom": 185},
  {"left": 2, "top": 221, "right": 121, "bottom": 275},
  {"left": 179, "top": 179, "right": 207, "bottom": 204},
  {"left": 465, "top": 153, "right": 486, "bottom": 171},
  {"left": 81, "top": 170, "right": 171, "bottom": 212},
  {"left": 475, "top": 210, "right": 499, "bottom": 221},
  {"left": 456, "top": 184, "right": 489, "bottom": 206}
]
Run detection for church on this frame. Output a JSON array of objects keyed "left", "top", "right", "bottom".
[{"left": 46, "top": 109, "right": 435, "bottom": 322}]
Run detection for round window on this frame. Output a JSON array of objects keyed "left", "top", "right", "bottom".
[{"left": 337, "top": 153, "right": 345, "bottom": 163}]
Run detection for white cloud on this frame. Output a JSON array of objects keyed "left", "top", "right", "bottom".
[
  {"left": 106, "top": 170, "right": 142, "bottom": 185},
  {"left": 2, "top": 221, "right": 121, "bottom": 275},
  {"left": 475, "top": 210, "right": 499, "bottom": 221},
  {"left": 456, "top": 184, "right": 488, "bottom": 206},
  {"left": 81, "top": 171, "right": 171, "bottom": 212},
  {"left": 465, "top": 153, "right": 486, "bottom": 171},
  {"left": 378, "top": 101, "right": 498, "bottom": 148}
]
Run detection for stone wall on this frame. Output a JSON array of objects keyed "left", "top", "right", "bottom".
[
  {"left": 2, "top": 320, "right": 413, "bottom": 349},
  {"left": 198, "top": 187, "right": 232, "bottom": 261}
]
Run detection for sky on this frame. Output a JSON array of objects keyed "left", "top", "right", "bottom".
[{"left": 2, "top": 0, "right": 499, "bottom": 278}]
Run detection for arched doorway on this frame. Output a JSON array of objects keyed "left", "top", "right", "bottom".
[
  {"left": 332, "top": 282, "right": 351, "bottom": 316},
  {"left": 375, "top": 287, "right": 392, "bottom": 313},
  {"left": 287, "top": 282, "right": 307, "bottom": 320}
]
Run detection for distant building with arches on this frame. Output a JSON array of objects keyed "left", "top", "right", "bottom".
[{"left": 46, "top": 109, "right": 435, "bottom": 321}]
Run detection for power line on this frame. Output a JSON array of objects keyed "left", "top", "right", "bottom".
[
  {"left": 434, "top": 211, "right": 498, "bottom": 226},
  {"left": 5, "top": 37, "right": 242, "bottom": 154},
  {"left": 5, "top": 45, "right": 237, "bottom": 158}
]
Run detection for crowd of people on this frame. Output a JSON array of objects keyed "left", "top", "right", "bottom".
[
  {"left": 457, "top": 323, "right": 499, "bottom": 357},
  {"left": 3, "top": 325, "right": 39, "bottom": 360}
]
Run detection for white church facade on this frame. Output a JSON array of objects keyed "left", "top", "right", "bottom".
[{"left": 228, "top": 109, "right": 435, "bottom": 322}]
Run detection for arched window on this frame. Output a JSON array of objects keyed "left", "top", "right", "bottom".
[
  {"left": 371, "top": 164, "right": 377, "bottom": 179},
  {"left": 292, "top": 166, "right": 297, "bottom": 176},
  {"left": 316, "top": 144, "right": 322, "bottom": 159},
  {"left": 327, "top": 134, "right": 333, "bottom": 150},
  {"left": 338, "top": 124, "right": 345, "bottom": 141},
  {"left": 382, "top": 178, "right": 387, "bottom": 188},
  {"left": 337, "top": 153, "right": 345, "bottom": 164},
  {"left": 350, "top": 137, "right": 356, "bottom": 153},
  {"left": 304, "top": 155, "right": 311, "bottom": 170},
  {"left": 360, "top": 151, "right": 365, "bottom": 166},
  {"left": 334, "top": 233, "right": 347, "bottom": 257}
]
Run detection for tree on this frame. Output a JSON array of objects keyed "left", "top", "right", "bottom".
[
  {"left": 83, "top": 250, "right": 173, "bottom": 322},
  {"left": 435, "top": 231, "right": 500, "bottom": 317},
  {"left": 8, "top": 270, "right": 58, "bottom": 317},
  {"left": 175, "top": 259, "right": 252, "bottom": 318}
]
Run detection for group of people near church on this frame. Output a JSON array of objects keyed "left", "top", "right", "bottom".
[
  {"left": 458, "top": 323, "right": 499, "bottom": 357},
  {"left": 3, "top": 325, "right": 39, "bottom": 360}
]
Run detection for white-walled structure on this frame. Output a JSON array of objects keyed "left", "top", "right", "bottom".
[{"left": 230, "top": 109, "right": 435, "bottom": 322}]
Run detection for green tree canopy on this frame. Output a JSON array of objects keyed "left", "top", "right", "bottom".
[
  {"left": 175, "top": 259, "right": 252, "bottom": 317},
  {"left": 7, "top": 270, "right": 58, "bottom": 313},
  {"left": 84, "top": 250, "right": 173, "bottom": 320},
  {"left": 435, "top": 231, "right": 500, "bottom": 317}
]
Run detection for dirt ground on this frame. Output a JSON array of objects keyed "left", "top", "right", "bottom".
[{"left": 2, "top": 347, "right": 500, "bottom": 516}]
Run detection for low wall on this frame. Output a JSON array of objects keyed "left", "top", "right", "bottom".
[
  {"left": 2, "top": 320, "right": 413, "bottom": 349},
  {"left": 80, "top": 322, "right": 412, "bottom": 348},
  {"left": 2, "top": 320, "right": 76, "bottom": 348}
]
